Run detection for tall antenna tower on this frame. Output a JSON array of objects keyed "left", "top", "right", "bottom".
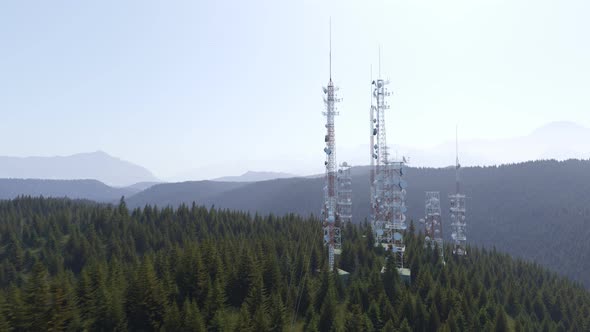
[
  {"left": 322, "top": 21, "right": 341, "bottom": 271},
  {"left": 369, "top": 60, "right": 408, "bottom": 269},
  {"left": 449, "top": 128, "right": 467, "bottom": 255},
  {"left": 337, "top": 162, "right": 352, "bottom": 226},
  {"left": 423, "top": 192, "right": 444, "bottom": 261}
]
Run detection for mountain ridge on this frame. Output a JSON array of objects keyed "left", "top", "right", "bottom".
[{"left": 0, "top": 151, "right": 158, "bottom": 187}]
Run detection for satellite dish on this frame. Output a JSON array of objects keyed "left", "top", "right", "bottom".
[
  {"left": 323, "top": 87, "right": 328, "bottom": 94},
  {"left": 399, "top": 179, "right": 408, "bottom": 189},
  {"left": 393, "top": 232, "right": 403, "bottom": 241},
  {"left": 425, "top": 236, "right": 431, "bottom": 242}
]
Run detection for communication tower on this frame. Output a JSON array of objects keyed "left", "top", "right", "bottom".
[
  {"left": 322, "top": 23, "right": 341, "bottom": 271},
  {"left": 449, "top": 129, "right": 467, "bottom": 255},
  {"left": 369, "top": 67, "right": 408, "bottom": 269},
  {"left": 337, "top": 162, "right": 352, "bottom": 227},
  {"left": 423, "top": 192, "right": 444, "bottom": 260}
]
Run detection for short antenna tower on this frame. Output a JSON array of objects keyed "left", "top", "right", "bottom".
[
  {"left": 449, "top": 127, "right": 467, "bottom": 256},
  {"left": 422, "top": 192, "right": 445, "bottom": 262}
]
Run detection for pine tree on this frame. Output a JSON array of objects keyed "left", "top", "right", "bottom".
[
  {"left": 183, "top": 299, "right": 206, "bottom": 332},
  {"left": 24, "top": 261, "right": 52, "bottom": 331},
  {"left": 494, "top": 306, "right": 509, "bottom": 332},
  {"left": 163, "top": 302, "right": 182, "bottom": 331},
  {"left": 428, "top": 303, "right": 441, "bottom": 331},
  {"left": 268, "top": 293, "right": 287, "bottom": 332},
  {"left": 399, "top": 318, "right": 412, "bottom": 332},
  {"left": 381, "top": 319, "right": 395, "bottom": 332},
  {"left": 318, "top": 277, "right": 337, "bottom": 332}
]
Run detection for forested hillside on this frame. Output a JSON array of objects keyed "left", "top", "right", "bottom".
[
  {"left": 125, "top": 159, "right": 590, "bottom": 288},
  {"left": 0, "top": 197, "right": 588, "bottom": 331},
  {"left": 0, "top": 179, "right": 133, "bottom": 202}
]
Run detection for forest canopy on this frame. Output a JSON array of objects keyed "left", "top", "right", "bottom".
[{"left": 0, "top": 197, "right": 588, "bottom": 331}]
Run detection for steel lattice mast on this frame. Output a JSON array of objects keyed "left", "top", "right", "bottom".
[
  {"left": 337, "top": 162, "right": 352, "bottom": 226},
  {"left": 449, "top": 129, "right": 467, "bottom": 255},
  {"left": 370, "top": 70, "right": 408, "bottom": 268},
  {"left": 322, "top": 23, "right": 341, "bottom": 271},
  {"left": 423, "top": 192, "right": 444, "bottom": 261}
]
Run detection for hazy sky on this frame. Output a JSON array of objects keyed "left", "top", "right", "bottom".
[{"left": 1, "top": 0, "right": 589, "bottom": 179}]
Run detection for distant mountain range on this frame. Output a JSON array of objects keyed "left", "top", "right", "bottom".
[{"left": 0, "top": 151, "right": 158, "bottom": 187}]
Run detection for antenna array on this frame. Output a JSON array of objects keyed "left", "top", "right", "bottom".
[
  {"left": 370, "top": 74, "right": 408, "bottom": 269},
  {"left": 423, "top": 192, "right": 444, "bottom": 261}
]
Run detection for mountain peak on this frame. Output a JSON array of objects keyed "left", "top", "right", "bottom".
[
  {"left": 0, "top": 151, "right": 158, "bottom": 187},
  {"left": 530, "top": 121, "right": 588, "bottom": 135}
]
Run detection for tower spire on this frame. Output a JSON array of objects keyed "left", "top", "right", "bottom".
[
  {"left": 456, "top": 125, "right": 459, "bottom": 168},
  {"left": 378, "top": 44, "right": 381, "bottom": 78},
  {"left": 329, "top": 17, "right": 332, "bottom": 81},
  {"left": 455, "top": 125, "right": 460, "bottom": 193}
]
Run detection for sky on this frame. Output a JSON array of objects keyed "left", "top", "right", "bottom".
[{"left": 1, "top": 0, "right": 589, "bottom": 180}]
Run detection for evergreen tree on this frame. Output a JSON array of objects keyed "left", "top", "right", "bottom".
[
  {"left": 24, "top": 261, "right": 51, "bottom": 331},
  {"left": 494, "top": 306, "right": 509, "bottom": 332}
]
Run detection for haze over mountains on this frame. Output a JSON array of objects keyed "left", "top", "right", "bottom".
[
  {"left": 0, "top": 151, "right": 158, "bottom": 187},
  {"left": 1, "top": 121, "right": 586, "bottom": 185},
  {"left": 341, "top": 121, "right": 590, "bottom": 169}
]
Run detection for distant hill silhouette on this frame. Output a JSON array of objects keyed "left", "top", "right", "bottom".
[
  {"left": 126, "top": 181, "right": 247, "bottom": 208},
  {"left": 125, "top": 159, "right": 590, "bottom": 288},
  {"left": 0, "top": 179, "right": 132, "bottom": 202},
  {"left": 212, "top": 171, "right": 297, "bottom": 182},
  {"left": 123, "top": 181, "right": 162, "bottom": 194},
  {"left": 0, "top": 151, "right": 158, "bottom": 187}
]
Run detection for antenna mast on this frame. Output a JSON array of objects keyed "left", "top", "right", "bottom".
[
  {"left": 370, "top": 50, "right": 408, "bottom": 270},
  {"left": 322, "top": 20, "right": 342, "bottom": 271},
  {"left": 449, "top": 127, "right": 467, "bottom": 256},
  {"left": 422, "top": 192, "right": 445, "bottom": 262}
]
